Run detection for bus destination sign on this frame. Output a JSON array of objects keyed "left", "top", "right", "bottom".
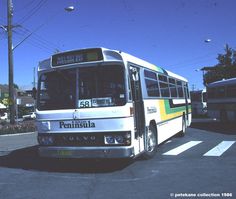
[{"left": 51, "top": 49, "right": 103, "bottom": 67}]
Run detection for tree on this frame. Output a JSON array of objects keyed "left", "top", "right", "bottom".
[
  {"left": 13, "top": 83, "right": 19, "bottom": 89},
  {"left": 1, "top": 97, "right": 12, "bottom": 108},
  {"left": 203, "top": 44, "right": 236, "bottom": 85}
]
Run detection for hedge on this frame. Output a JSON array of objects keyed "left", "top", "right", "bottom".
[{"left": 0, "top": 120, "right": 36, "bottom": 135}]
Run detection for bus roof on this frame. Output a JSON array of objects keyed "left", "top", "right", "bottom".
[
  {"left": 38, "top": 47, "right": 187, "bottom": 82},
  {"left": 207, "top": 78, "right": 236, "bottom": 88}
]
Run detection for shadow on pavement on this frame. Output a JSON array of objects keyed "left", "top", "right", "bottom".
[
  {"left": 191, "top": 118, "right": 236, "bottom": 135},
  {"left": 0, "top": 146, "right": 133, "bottom": 173}
]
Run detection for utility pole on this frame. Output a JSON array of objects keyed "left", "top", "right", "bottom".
[
  {"left": 3, "top": 2, "right": 75, "bottom": 125},
  {"left": 7, "top": 0, "right": 15, "bottom": 124}
]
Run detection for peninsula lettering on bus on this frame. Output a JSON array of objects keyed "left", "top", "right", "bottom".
[{"left": 59, "top": 121, "right": 95, "bottom": 129}]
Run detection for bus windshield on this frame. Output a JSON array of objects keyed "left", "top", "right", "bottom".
[{"left": 38, "top": 65, "right": 126, "bottom": 110}]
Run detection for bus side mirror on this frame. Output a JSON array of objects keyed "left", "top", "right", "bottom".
[
  {"left": 130, "top": 67, "right": 139, "bottom": 82},
  {"left": 32, "top": 87, "right": 37, "bottom": 100}
]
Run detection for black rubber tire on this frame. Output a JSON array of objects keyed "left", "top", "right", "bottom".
[{"left": 142, "top": 125, "right": 157, "bottom": 160}]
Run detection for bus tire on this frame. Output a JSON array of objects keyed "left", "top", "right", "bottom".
[
  {"left": 178, "top": 116, "right": 186, "bottom": 137},
  {"left": 142, "top": 124, "right": 157, "bottom": 160}
]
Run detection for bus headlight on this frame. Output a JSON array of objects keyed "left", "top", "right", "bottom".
[
  {"left": 104, "top": 132, "right": 131, "bottom": 146},
  {"left": 38, "top": 135, "right": 54, "bottom": 145},
  {"left": 105, "top": 136, "right": 115, "bottom": 144},
  {"left": 115, "top": 135, "right": 124, "bottom": 144}
]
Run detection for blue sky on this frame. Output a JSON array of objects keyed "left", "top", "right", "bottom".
[{"left": 0, "top": 0, "right": 236, "bottom": 90}]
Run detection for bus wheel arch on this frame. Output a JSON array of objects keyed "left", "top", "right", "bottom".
[{"left": 142, "top": 120, "right": 158, "bottom": 160}]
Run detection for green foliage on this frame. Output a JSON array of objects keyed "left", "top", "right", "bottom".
[
  {"left": 1, "top": 98, "right": 10, "bottom": 107},
  {"left": 18, "top": 106, "right": 33, "bottom": 118},
  {"left": 13, "top": 83, "right": 19, "bottom": 89},
  {"left": 203, "top": 44, "right": 236, "bottom": 85}
]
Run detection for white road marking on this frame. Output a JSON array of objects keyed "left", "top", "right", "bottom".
[
  {"left": 0, "top": 132, "right": 35, "bottom": 137},
  {"left": 163, "top": 141, "right": 202, "bottom": 155},
  {"left": 203, "top": 141, "right": 235, "bottom": 157}
]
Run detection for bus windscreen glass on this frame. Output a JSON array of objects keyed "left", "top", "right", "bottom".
[{"left": 38, "top": 65, "right": 126, "bottom": 110}]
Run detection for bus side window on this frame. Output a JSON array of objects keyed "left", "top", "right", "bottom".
[
  {"left": 145, "top": 79, "right": 160, "bottom": 97},
  {"left": 184, "top": 83, "right": 190, "bottom": 99},
  {"left": 169, "top": 78, "right": 177, "bottom": 98},
  {"left": 144, "top": 69, "right": 160, "bottom": 97},
  {"left": 158, "top": 74, "right": 170, "bottom": 98},
  {"left": 177, "top": 80, "right": 184, "bottom": 98},
  {"left": 144, "top": 70, "right": 157, "bottom": 80},
  {"left": 159, "top": 82, "right": 170, "bottom": 97}
]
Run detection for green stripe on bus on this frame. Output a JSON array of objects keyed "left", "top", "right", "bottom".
[{"left": 164, "top": 100, "right": 188, "bottom": 114}]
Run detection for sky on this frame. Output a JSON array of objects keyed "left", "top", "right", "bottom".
[{"left": 0, "top": 0, "right": 236, "bottom": 90}]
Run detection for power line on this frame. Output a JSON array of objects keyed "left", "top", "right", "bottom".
[
  {"left": 17, "top": 26, "right": 62, "bottom": 51},
  {"left": 13, "top": 28, "right": 53, "bottom": 52},
  {"left": 13, "top": 28, "right": 57, "bottom": 53},
  {"left": 14, "top": 0, "right": 36, "bottom": 13},
  {"left": 17, "top": 0, "right": 48, "bottom": 25},
  {"left": 1, "top": 16, "right": 62, "bottom": 52},
  {"left": 1, "top": 17, "right": 62, "bottom": 53},
  {"left": 0, "top": 18, "right": 7, "bottom": 40}
]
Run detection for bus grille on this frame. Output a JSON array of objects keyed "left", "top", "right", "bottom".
[
  {"left": 55, "top": 133, "right": 103, "bottom": 146},
  {"left": 38, "top": 132, "right": 131, "bottom": 147}
]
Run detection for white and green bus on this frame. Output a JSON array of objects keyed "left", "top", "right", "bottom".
[{"left": 36, "top": 47, "right": 191, "bottom": 159}]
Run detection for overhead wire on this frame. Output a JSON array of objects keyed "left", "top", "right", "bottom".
[
  {"left": 13, "top": 0, "right": 63, "bottom": 53},
  {"left": 13, "top": 27, "right": 59, "bottom": 53},
  {"left": 14, "top": 0, "right": 36, "bottom": 13},
  {"left": 16, "top": 0, "right": 48, "bottom": 25},
  {"left": 13, "top": 31, "right": 53, "bottom": 53},
  {"left": 1, "top": 17, "right": 59, "bottom": 53},
  {"left": 2, "top": 1, "right": 222, "bottom": 67},
  {"left": 18, "top": 26, "right": 62, "bottom": 51},
  {"left": 0, "top": 1, "right": 63, "bottom": 54},
  {"left": 0, "top": 17, "right": 7, "bottom": 40}
]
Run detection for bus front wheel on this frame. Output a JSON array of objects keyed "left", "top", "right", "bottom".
[{"left": 142, "top": 124, "right": 157, "bottom": 159}]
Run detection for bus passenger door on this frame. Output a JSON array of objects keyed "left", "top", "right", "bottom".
[
  {"left": 129, "top": 66, "right": 145, "bottom": 139},
  {"left": 184, "top": 84, "right": 189, "bottom": 124}
]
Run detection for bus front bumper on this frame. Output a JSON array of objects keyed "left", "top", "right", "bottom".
[{"left": 38, "top": 146, "right": 135, "bottom": 159}]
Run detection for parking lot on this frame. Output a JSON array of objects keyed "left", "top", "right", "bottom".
[{"left": 0, "top": 118, "right": 235, "bottom": 199}]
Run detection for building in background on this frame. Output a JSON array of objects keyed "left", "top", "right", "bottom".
[{"left": 0, "top": 84, "right": 35, "bottom": 119}]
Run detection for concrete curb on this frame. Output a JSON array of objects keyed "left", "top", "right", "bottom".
[{"left": 0, "top": 132, "right": 38, "bottom": 156}]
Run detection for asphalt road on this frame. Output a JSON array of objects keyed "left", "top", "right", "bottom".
[{"left": 0, "top": 119, "right": 236, "bottom": 199}]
